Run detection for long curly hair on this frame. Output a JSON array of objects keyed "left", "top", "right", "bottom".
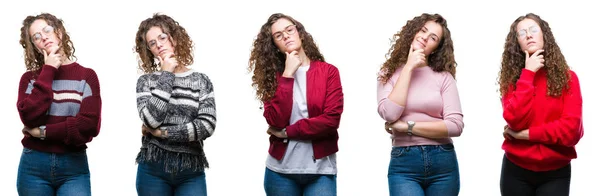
[
  {"left": 135, "top": 13, "right": 194, "bottom": 74},
  {"left": 498, "top": 13, "right": 570, "bottom": 97},
  {"left": 19, "top": 13, "right": 76, "bottom": 73},
  {"left": 378, "top": 13, "right": 456, "bottom": 83},
  {"left": 248, "top": 13, "right": 325, "bottom": 102}
]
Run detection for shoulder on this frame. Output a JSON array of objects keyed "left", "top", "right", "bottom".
[
  {"left": 312, "top": 60, "right": 340, "bottom": 75},
  {"left": 568, "top": 70, "right": 579, "bottom": 81}
]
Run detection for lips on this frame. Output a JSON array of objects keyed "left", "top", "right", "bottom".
[
  {"left": 527, "top": 41, "right": 536, "bottom": 46},
  {"left": 159, "top": 49, "right": 168, "bottom": 55},
  {"left": 44, "top": 42, "right": 53, "bottom": 48},
  {"left": 285, "top": 41, "right": 294, "bottom": 47}
]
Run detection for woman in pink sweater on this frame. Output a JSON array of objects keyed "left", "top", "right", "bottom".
[{"left": 377, "top": 13, "right": 464, "bottom": 196}]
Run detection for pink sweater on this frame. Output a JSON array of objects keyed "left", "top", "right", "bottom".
[{"left": 377, "top": 65, "right": 464, "bottom": 147}]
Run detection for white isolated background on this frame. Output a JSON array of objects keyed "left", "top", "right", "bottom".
[{"left": 0, "top": 0, "right": 597, "bottom": 195}]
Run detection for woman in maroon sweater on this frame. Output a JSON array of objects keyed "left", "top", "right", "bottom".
[
  {"left": 499, "top": 13, "right": 583, "bottom": 196},
  {"left": 248, "top": 13, "right": 344, "bottom": 196},
  {"left": 16, "top": 13, "right": 101, "bottom": 195}
]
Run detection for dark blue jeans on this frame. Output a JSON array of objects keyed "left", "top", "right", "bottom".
[
  {"left": 136, "top": 161, "right": 207, "bottom": 196},
  {"left": 388, "top": 144, "right": 460, "bottom": 196},
  {"left": 17, "top": 147, "right": 91, "bottom": 196},
  {"left": 264, "top": 168, "right": 336, "bottom": 196}
]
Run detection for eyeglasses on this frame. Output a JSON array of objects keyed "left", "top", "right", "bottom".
[
  {"left": 517, "top": 26, "right": 540, "bottom": 38},
  {"left": 147, "top": 33, "right": 170, "bottom": 50},
  {"left": 272, "top": 25, "right": 297, "bottom": 41},
  {"left": 31, "top": 26, "right": 54, "bottom": 43}
]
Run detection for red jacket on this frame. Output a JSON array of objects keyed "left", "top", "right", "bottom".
[
  {"left": 264, "top": 60, "right": 344, "bottom": 160},
  {"left": 502, "top": 68, "right": 583, "bottom": 171}
]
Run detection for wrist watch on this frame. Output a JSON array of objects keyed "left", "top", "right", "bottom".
[
  {"left": 39, "top": 125, "right": 47, "bottom": 140},
  {"left": 407, "top": 121, "right": 415, "bottom": 136},
  {"left": 281, "top": 128, "right": 288, "bottom": 143}
]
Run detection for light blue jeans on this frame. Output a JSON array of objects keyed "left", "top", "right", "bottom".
[
  {"left": 17, "top": 147, "right": 91, "bottom": 196},
  {"left": 388, "top": 144, "right": 460, "bottom": 196},
  {"left": 264, "top": 168, "right": 336, "bottom": 196}
]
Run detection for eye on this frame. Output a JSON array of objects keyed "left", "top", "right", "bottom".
[
  {"left": 43, "top": 26, "right": 54, "bottom": 33},
  {"left": 32, "top": 33, "right": 42, "bottom": 41},
  {"left": 517, "top": 30, "right": 526, "bottom": 37},
  {"left": 530, "top": 26, "right": 539, "bottom": 33},
  {"left": 148, "top": 40, "right": 156, "bottom": 48},
  {"left": 274, "top": 33, "right": 282, "bottom": 40},
  {"left": 159, "top": 33, "right": 168, "bottom": 41}
]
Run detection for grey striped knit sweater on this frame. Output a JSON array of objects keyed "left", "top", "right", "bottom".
[{"left": 135, "top": 69, "right": 216, "bottom": 173}]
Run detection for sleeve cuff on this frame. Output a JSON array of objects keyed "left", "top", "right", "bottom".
[
  {"left": 38, "top": 65, "right": 58, "bottom": 82},
  {"left": 528, "top": 127, "right": 542, "bottom": 143},
  {"left": 519, "top": 69, "right": 536, "bottom": 83},
  {"left": 278, "top": 76, "right": 295, "bottom": 91},
  {"left": 44, "top": 123, "right": 68, "bottom": 142}
]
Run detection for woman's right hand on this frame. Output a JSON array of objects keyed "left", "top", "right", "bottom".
[
  {"left": 405, "top": 45, "right": 426, "bottom": 70},
  {"left": 44, "top": 45, "right": 62, "bottom": 68},
  {"left": 158, "top": 52, "right": 178, "bottom": 72},
  {"left": 282, "top": 50, "right": 302, "bottom": 78},
  {"left": 524, "top": 49, "right": 545, "bottom": 72}
]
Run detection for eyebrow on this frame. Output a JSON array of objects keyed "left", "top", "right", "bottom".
[
  {"left": 272, "top": 25, "right": 294, "bottom": 35},
  {"left": 423, "top": 26, "right": 440, "bottom": 39}
]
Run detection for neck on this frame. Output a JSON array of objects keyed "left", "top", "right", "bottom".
[
  {"left": 297, "top": 48, "right": 311, "bottom": 66},
  {"left": 173, "top": 66, "right": 189, "bottom": 73}
]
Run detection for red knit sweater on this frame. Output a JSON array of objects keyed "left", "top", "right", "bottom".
[
  {"left": 502, "top": 68, "right": 583, "bottom": 172},
  {"left": 17, "top": 63, "right": 102, "bottom": 153}
]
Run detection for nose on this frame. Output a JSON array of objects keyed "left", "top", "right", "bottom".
[
  {"left": 156, "top": 41, "right": 164, "bottom": 49},
  {"left": 283, "top": 32, "right": 291, "bottom": 40},
  {"left": 525, "top": 31, "right": 533, "bottom": 39}
]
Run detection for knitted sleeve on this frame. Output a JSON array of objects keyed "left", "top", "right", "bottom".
[{"left": 137, "top": 71, "right": 175, "bottom": 129}]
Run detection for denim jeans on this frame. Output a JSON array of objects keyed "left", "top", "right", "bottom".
[
  {"left": 17, "top": 147, "right": 91, "bottom": 196},
  {"left": 500, "top": 154, "right": 571, "bottom": 196},
  {"left": 136, "top": 161, "right": 207, "bottom": 196},
  {"left": 388, "top": 144, "right": 460, "bottom": 196},
  {"left": 264, "top": 168, "right": 336, "bottom": 196}
]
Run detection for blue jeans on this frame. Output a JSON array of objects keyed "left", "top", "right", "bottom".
[
  {"left": 17, "top": 147, "right": 91, "bottom": 196},
  {"left": 388, "top": 144, "right": 460, "bottom": 196},
  {"left": 136, "top": 161, "right": 207, "bottom": 196},
  {"left": 264, "top": 168, "right": 336, "bottom": 196}
]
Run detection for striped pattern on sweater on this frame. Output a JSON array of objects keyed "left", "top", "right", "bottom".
[{"left": 135, "top": 69, "right": 216, "bottom": 172}]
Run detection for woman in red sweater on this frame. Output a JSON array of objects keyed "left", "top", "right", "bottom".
[
  {"left": 499, "top": 13, "right": 583, "bottom": 196},
  {"left": 248, "top": 13, "right": 344, "bottom": 196},
  {"left": 16, "top": 13, "right": 102, "bottom": 195}
]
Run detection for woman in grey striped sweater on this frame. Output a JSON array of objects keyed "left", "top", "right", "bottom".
[{"left": 133, "top": 13, "right": 217, "bottom": 196}]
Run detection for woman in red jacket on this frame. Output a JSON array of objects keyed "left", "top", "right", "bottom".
[
  {"left": 248, "top": 13, "right": 344, "bottom": 196},
  {"left": 499, "top": 13, "right": 583, "bottom": 196}
]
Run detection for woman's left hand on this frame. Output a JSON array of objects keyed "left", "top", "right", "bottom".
[
  {"left": 267, "top": 126, "right": 288, "bottom": 138},
  {"left": 504, "top": 126, "right": 529, "bottom": 140}
]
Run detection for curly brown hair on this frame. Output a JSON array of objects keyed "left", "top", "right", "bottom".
[
  {"left": 498, "top": 13, "right": 570, "bottom": 97},
  {"left": 248, "top": 13, "right": 325, "bottom": 102},
  {"left": 135, "top": 13, "right": 194, "bottom": 74},
  {"left": 19, "top": 13, "right": 76, "bottom": 73},
  {"left": 378, "top": 13, "right": 456, "bottom": 83}
]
